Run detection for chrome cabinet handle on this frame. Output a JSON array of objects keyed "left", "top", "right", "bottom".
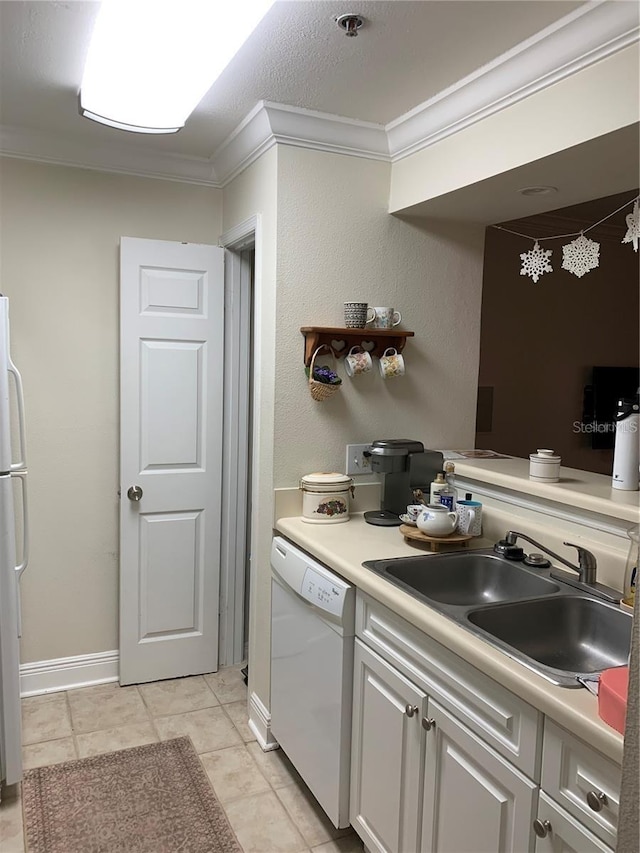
[
  {"left": 532, "top": 819, "right": 552, "bottom": 838},
  {"left": 421, "top": 717, "right": 436, "bottom": 731},
  {"left": 405, "top": 704, "right": 418, "bottom": 717},
  {"left": 127, "top": 485, "right": 143, "bottom": 502},
  {"left": 586, "top": 791, "right": 608, "bottom": 812}
]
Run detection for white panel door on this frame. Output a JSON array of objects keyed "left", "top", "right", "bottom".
[
  {"left": 120, "top": 237, "right": 224, "bottom": 685},
  {"left": 421, "top": 699, "right": 537, "bottom": 853},
  {"left": 350, "top": 640, "right": 427, "bottom": 853}
]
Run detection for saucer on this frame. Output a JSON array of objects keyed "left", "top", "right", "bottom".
[{"left": 399, "top": 514, "right": 417, "bottom": 526}]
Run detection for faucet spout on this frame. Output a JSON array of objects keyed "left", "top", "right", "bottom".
[
  {"left": 503, "top": 530, "right": 596, "bottom": 583},
  {"left": 499, "top": 530, "right": 620, "bottom": 604}
]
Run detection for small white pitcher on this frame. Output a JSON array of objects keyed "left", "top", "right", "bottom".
[{"left": 417, "top": 504, "right": 458, "bottom": 536}]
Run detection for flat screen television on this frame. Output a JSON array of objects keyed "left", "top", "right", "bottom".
[{"left": 584, "top": 366, "right": 640, "bottom": 449}]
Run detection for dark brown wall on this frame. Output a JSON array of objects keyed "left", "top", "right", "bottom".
[{"left": 476, "top": 192, "right": 640, "bottom": 474}]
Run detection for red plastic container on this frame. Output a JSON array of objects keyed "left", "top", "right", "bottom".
[{"left": 598, "top": 666, "right": 629, "bottom": 734}]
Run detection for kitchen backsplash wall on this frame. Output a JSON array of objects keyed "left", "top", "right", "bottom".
[{"left": 274, "top": 145, "right": 486, "bottom": 486}]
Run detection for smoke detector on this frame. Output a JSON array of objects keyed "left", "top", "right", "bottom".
[{"left": 335, "top": 14, "right": 364, "bottom": 37}]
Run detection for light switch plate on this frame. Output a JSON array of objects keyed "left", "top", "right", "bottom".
[{"left": 346, "top": 443, "right": 372, "bottom": 476}]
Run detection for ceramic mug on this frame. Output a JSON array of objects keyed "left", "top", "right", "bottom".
[
  {"left": 379, "top": 347, "right": 405, "bottom": 379},
  {"left": 417, "top": 504, "right": 458, "bottom": 536},
  {"left": 456, "top": 500, "right": 482, "bottom": 536},
  {"left": 344, "top": 302, "right": 375, "bottom": 329},
  {"left": 345, "top": 346, "right": 373, "bottom": 377},
  {"left": 405, "top": 504, "right": 424, "bottom": 523},
  {"left": 366, "top": 307, "right": 402, "bottom": 329}
]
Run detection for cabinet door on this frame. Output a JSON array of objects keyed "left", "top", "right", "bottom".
[
  {"left": 351, "top": 639, "right": 427, "bottom": 853},
  {"left": 534, "top": 792, "right": 613, "bottom": 853},
  {"left": 421, "top": 699, "right": 538, "bottom": 853}
]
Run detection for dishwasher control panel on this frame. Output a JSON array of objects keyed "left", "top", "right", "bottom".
[{"left": 301, "top": 567, "right": 347, "bottom": 618}]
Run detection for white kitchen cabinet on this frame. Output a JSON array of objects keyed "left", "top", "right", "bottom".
[
  {"left": 534, "top": 792, "right": 613, "bottom": 853},
  {"left": 350, "top": 639, "right": 426, "bottom": 853},
  {"left": 351, "top": 638, "right": 538, "bottom": 853},
  {"left": 421, "top": 699, "right": 537, "bottom": 853}
]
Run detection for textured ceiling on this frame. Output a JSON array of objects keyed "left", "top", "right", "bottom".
[{"left": 0, "top": 0, "right": 584, "bottom": 159}]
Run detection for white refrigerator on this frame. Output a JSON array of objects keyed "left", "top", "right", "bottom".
[{"left": 0, "top": 295, "right": 27, "bottom": 787}]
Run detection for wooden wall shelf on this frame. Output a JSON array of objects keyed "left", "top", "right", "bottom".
[{"left": 301, "top": 326, "right": 415, "bottom": 366}]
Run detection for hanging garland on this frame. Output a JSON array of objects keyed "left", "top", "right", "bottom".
[{"left": 494, "top": 195, "right": 639, "bottom": 283}]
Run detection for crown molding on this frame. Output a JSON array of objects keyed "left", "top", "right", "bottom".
[
  {"left": 212, "top": 101, "right": 389, "bottom": 186},
  {"left": 386, "top": 0, "right": 640, "bottom": 160},
  {"left": 1, "top": 2, "right": 636, "bottom": 186},
  {"left": 0, "top": 124, "right": 221, "bottom": 186}
]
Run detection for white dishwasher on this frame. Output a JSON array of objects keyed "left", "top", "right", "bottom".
[{"left": 270, "top": 536, "right": 355, "bottom": 828}]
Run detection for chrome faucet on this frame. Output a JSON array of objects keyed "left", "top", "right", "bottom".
[
  {"left": 498, "top": 530, "right": 620, "bottom": 604},
  {"left": 503, "top": 530, "right": 597, "bottom": 583}
]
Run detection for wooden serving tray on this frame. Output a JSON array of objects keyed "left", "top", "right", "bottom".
[{"left": 399, "top": 524, "right": 473, "bottom": 552}]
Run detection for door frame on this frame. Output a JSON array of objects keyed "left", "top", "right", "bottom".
[{"left": 218, "top": 215, "right": 259, "bottom": 666}]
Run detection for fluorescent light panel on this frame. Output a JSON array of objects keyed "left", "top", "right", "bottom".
[{"left": 80, "top": 0, "right": 274, "bottom": 133}]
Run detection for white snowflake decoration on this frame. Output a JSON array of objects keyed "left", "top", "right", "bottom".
[
  {"left": 520, "top": 241, "right": 553, "bottom": 283},
  {"left": 622, "top": 199, "right": 639, "bottom": 252},
  {"left": 561, "top": 234, "right": 600, "bottom": 278}
]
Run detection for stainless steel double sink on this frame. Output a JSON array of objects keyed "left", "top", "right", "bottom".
[{"left": 363, "top": 550, "right": 632, "bottom": 688}]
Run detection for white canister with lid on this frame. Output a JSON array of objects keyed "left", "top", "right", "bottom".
[
  {"left": 300, "top": 472, "right": 355, "bottom": 523},
  {"left": 529, "top": 449, "right": 561, "bottom": 482}
]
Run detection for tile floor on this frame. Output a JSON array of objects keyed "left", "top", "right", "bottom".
[{"left": 0, "top": 665, "right": 364, "bottom": 853}]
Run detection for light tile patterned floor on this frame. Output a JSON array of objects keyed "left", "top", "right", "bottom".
[{"left": 0, "top": 665, "right": 364, "bottom": 853}]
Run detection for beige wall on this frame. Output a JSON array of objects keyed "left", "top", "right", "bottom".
[
  {"left": 389, "top": 45, "right": 640, "bottom": 213},
  {"left": 275, "top": 146, "right": 486, "bottom": 478},
  {"left": 222, "top": 147, "right": 279, "bottom": 711},
  {"left": 221, "top": 144, "right": 485, "bottom": 715},
  {"left": 0, "top": 158, "right": 222, "bottom": 664}
]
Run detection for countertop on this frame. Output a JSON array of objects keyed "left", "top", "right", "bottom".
[
  {"left": 275, "top": 514, "right": 625, "bottom": 766},
  {"left": 452, "top": 456, "right": 640, "bottom": 524}
]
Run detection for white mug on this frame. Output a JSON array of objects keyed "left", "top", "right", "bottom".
[
  {"left": 345, "top": 346, "right": 373, "bottom": 377},
  {"left": 456, "top": 500, "right": 482, "bottom": 536},
  {"left": 366, "top": 307, "right": 402, "bottom": 329},
  {"left": 417, "top": 504, "right": 458, "bottom": 536},
  {"left": 379, "top": 347, "right": 405, "bottom": 379}
]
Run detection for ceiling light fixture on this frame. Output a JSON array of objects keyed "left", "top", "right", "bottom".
[
  {"left": 335, "top": 14, "right": 364, "bottom": 37},
  {"left": 80, "top": 0, "right": 274, "bottom": 134},
  {"left": 518, "top": 186, "right": 558, "bottom": 197}
]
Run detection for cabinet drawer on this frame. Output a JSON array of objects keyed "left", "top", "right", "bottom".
[
  {"left": 535, "top": 792, "right": 613, "bottom": 853},
  {"left": 357, "top": 592, "right": 542, "bottom": 778},
  {"left": 541, "top": 720, "right": 620, "bottom": 847}
]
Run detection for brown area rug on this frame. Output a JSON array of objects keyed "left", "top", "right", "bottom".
[{"left": 22, "top": 736, "right": 241, "bottom": 853}]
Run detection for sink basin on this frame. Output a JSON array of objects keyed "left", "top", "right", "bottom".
[
  {"left": 468, "top": 596, "right": 632, "bottom": 677},
  {"left": 363, "top": 549, "right": 631, "bottom": 687},
  {"left": 364, "top": 552, "right": 559, "bottom": 606}
]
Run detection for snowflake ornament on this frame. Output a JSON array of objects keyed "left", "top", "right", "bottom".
[
  {"left": 520, "top": 241, "right": 553, "bottom": 283},
  {"left": 561, "top": 233, "right": 600, "bottom": 278},
  {"left": 622, "top": 199, "right": 639, "bottom": 252}
]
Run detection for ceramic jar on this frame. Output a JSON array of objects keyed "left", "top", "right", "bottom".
[
  {"left": 529, "top": 449, "right": 561, "bottom": 482},
  {"left": 300, "top": 472, "right": 355, "bottom": 524}
]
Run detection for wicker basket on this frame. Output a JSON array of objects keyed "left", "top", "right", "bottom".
[{"left": 308, "top": 345, "right": 341, "bottom": 402}]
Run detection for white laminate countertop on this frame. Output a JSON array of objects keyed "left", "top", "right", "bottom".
[
  {"left": 274, "top": 514, "right": 625, "bottom": 766},
  {"left": 452, "top": 456, "right": 640, "bottom": 524}
]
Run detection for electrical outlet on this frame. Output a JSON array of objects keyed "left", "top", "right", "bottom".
[{"left": 345, "top": 443, "right": 372, "bottom": 476}]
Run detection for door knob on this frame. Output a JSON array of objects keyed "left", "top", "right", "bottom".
[
  {"left": 127, "top": 485, "right": 143, "bottom": 502},
  {"left": 405, "top": 704, "right": 418, "bottom": 717},
  {"left": 421, "top": 717, "right": 436, "bottom": 731}
]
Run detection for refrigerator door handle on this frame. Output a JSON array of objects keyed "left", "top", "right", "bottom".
[
  {"left": 8, "top": 355, "right": 27, "bottom": 471},
  {"left": 12, "top": 471, "right": 29, "bottom": 580}
]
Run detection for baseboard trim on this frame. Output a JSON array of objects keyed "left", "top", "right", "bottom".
[
  {"left": 20, "top": 650, "right": 119, "bottom": 697},
  {"left": 248, "top": 691, "right": 279, "bottom": 751}
]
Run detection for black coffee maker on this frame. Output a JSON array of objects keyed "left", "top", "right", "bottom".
[{"left": 364, "top": 439, "right": 444, "bottom": 526}]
